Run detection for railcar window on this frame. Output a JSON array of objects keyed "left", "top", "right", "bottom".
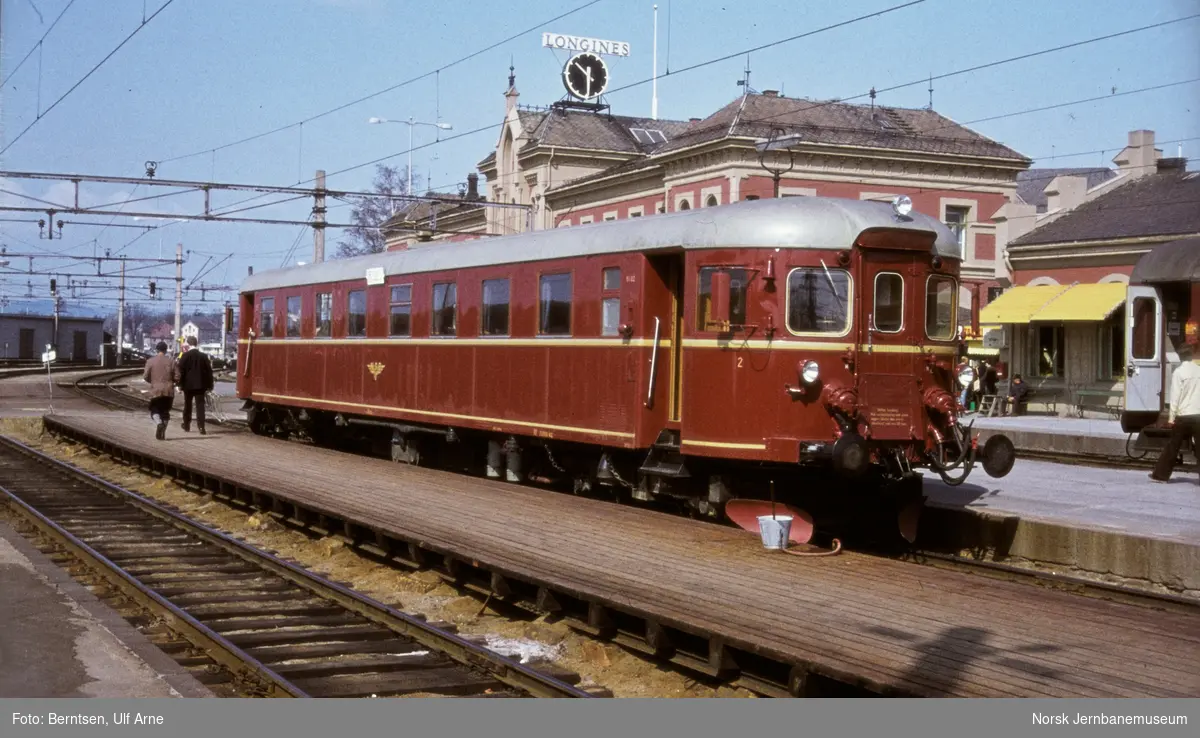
[
  {"left": 873, "top": 273, "right": 904, "bottom": 333},
  {"left": 432, "top": 282, "right": 457, "bottom": 336},
  {"left": 697, "top": 267, "right": 747, "bottom": 331},
  {"left": 315, "top": 293, "right": 332, "bottom": 337},
  {"left": 347, "top": 290, "right": 367, "bottom": 337},
  {"left": 390, "top": 285, "right": 412, "bottom": 336},
  {"left": 286, "top": 296, "right": 301, "bottom": 337},
  {"left": 259, "top": 297, "right": 275, "bottom": 337},
  {"left": 481, "top": 279, "right": 509, "bottom": 336},
  {"left": 539, "top": 273, "right": 572, "bottom": 335},
  {"left": 601, "top": 267, "right": 621, "bottom": 337},
  {"left": 602, "top": 267, "right": 621, "bottom": 291},
  {"left": 787, "top": 268, "right": 849, "bottom": 334},
  {"left": 924, "top": 277, "right": 956, "bottom": 340},
  {"left": 1131, "top": 297, "right": 1157, "bottom": 360}
]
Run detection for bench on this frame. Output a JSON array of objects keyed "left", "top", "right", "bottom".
[
  {"left": 977, "top": 381, "right": 1064, "bottom": 416},
  {"left": 1073, "top": 388, "right": 1124, "bottom": 418}
]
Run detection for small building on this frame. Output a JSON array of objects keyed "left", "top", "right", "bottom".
[
  {"left": 181, "top": 315, "right": 224, "bottom": 345},
  {"left": 0, "top": 314, "right": 104, "bottom": 362},
  {"left": 983, "top": 132, "right": 1198, "bottom": 413}
]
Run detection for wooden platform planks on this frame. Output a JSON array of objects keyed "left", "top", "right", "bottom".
[{"left": 35, "top": 412, "right": 1200, "bottom": 698}]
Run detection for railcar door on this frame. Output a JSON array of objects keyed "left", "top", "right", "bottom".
[
  {"left": 1125, "top": 285, "right": 1163, "bottom": 414},
  {"left": 853, "top": 238, "right": 926, "bottom": 442}
]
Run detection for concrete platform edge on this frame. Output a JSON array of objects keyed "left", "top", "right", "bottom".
[
  {"left": 921, "top": 503, "right": 1200, "bottom": 595},
  {"left": 975, "top": 427, "right": 1127, "bottom": 458},
  {"left": 0, "top": 519, "right": 214, "bottom": 698}
]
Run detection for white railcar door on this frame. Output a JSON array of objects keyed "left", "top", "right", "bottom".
[{"left": 1125, "top": 285, "right": 1163, "bottom": 414}]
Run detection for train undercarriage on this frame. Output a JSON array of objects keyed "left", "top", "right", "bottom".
[{"left": 245, "top": 401, "right": 1017, "bottom": 548}]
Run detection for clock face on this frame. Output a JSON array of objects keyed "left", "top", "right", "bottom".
[{"left": 562, "top": 52, "right": 608, "bottom": 100}]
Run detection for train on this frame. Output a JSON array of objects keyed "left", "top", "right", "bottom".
[
  {"left": 235, "top": 195, "right": 1016, "bottom": 543},
  {"left": 1121, "top": 236, "right": 1200, "bottom": 450}
]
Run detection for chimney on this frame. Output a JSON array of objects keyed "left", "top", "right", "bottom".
[
  {"left": 1112, "top": 129, "right": 1160, "bottom": 179},
  {"left": 466, "top": 173, "right": 480, "bottom": 201},
  {"left": 762, "top": 90, "right": 779, "bottom": 98},
  {"left": 1044, "top": 175, "right": 1088, "bottom": 213}
]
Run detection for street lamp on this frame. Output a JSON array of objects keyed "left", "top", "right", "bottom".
[
  {"left": 368, "top": 117, "right": 453, "bottom": 200},
  {"left": 755, "top": 130, "right": 804, "bottom": 198}
]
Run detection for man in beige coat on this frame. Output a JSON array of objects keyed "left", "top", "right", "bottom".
[{"left": 143, "top": 341, "right": 179, "bottom": 441}]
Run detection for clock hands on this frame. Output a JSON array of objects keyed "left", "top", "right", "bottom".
[{"left": 573, "top": 61, "right": 593, "bottom": 98}]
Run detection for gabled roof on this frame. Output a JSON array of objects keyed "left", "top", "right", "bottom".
[
  {"left": 1010, "top": 159, "right": 1200, "bottom": 246},
  {"left": 516, "top": 106, "right": 690, "bottom": 155},
  {"left": 1016, "top": 167, "right": 1118, "bottom": 213},
  {"left": 654, "top": 93, "right": 1029, "bottom": 161}
]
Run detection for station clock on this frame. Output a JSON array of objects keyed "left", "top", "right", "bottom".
[{"left": 562, "top": 52, "right": 608, "bottom": 100}]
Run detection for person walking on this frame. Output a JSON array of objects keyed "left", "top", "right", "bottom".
[
  {"left": 143, "top": 341, "right": 179, "bottom": 441},
  {"left": 1151, "top": 343, "right": 1200, "bottom": 483},
  {"left": 177, "top": 336, "right": 214, "bottom": 435}
]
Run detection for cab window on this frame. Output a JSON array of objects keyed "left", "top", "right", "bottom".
[
  {"left": 924, "top": 276, "right": 956, "bottom": 340},
  {"left": 787, "top": 267, "right": 850, "bottom": 335},
  {"left": 873, "top": 273, "right": 904, "bottom": 333},
  {"left": 259, "top": 297, "right": 275, "bottom": 337}
]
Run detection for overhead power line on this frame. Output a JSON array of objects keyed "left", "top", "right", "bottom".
[
  {"left": 1, "top": 0, "right": 178, "bottom": 157},
  {"left": 156, "top": 0, "right": 605, "bottom": 166},
  {"left": 0, "top": 0, "right": 78, "bottom": 89}
]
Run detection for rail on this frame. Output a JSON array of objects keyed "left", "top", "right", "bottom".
[{"left": 0, "top": 433, "right": 596, "bottom": 699}]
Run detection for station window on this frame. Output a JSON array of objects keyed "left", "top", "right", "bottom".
[
  {"left": 389, "top": 285, "right": 412, "bottom": 337},
  {"left": 697, "top": 267, "right": 748, "bottom": 331},
  {"left": 432, "top": 282, "right": 457, "bottom": 336},
  {"left": 787, "top": 268, "right": 850, "bottom": 335},
  {"left": 315, "top": 293, "right": 332, "bottom": 337},
  {"left": 481, "top": 279, "right": 510, "bottom": 336},
  {"left": 944, "top": 205, "right": 970, "bottom": 253},
  {"left": 347, "top": 290, "right": 367, "bottom": 337},
  {"left": 924, "top": 277, "right": 956, "bottom": 340},
  {"left": 1130, "top": 297, "right": 1157, "bottom": 360},
  {"left": 539, "top": 273, "right": 572, "bottom": 335},
  {"left": 259, "top": 297, "right": 275, "bottom": 337},
  {"left": 1033, "top": 325, "right": 1065, "bottom": 377},
  {"left": 602, "top": 267, "right": 621, "bottom": 336},
  {"left": 286, "top": 296, "right": 302, "bottom": 337},
  {"left": 873, "top": 273, "right": 904, "bottom": 333}
]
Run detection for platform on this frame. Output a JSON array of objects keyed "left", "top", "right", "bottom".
[
  {"left": 38, "top": 412, "right": 1200, "bottom": 698},
  {"left": 967, "top": 415, "right": 1129, "bottom": 457},
  {"left": 0, "top": 520, "right": 211, "bottom": 698}
]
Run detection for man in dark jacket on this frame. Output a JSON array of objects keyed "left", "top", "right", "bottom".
[
  {"left": 176, "top": 336, "right": 215, "bottom": 434},
  {"left": 143, "top": 341, "right": 178, "bottom": 441},
  {"left": 1005, "top": 373, "right": 1030, "bottom": 416}
]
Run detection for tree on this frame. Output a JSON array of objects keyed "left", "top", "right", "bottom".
[{"left": 336, "top": 164, "right": 419, "bottom": 258}]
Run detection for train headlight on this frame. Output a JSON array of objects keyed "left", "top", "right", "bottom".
[
  {"left": 892, "top": 195, "right": 913, "bottom": 217},
  {"left": 956, "top": 364, "right": 976, "bottom": 388},
  {"left": 801, "top": 360, "right": 820, "bottom": 384}
]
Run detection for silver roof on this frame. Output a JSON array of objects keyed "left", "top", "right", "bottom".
[{"left": 242, "top": 196, "right": 961, "bottom": 294}]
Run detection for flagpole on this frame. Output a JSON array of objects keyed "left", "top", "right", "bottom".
[{"left": 651, "top": 4, "right": 659, "bottom": 120}]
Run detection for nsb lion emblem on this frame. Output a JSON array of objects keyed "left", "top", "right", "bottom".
[{"left": 367, "top": 362, "right": 385, "bottom": 381}]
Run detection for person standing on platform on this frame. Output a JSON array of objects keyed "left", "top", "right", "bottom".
[
  {"left": 177, "top": 336, "right": 214, "bottom": 435},
  {"left": 1151, "top": 343, "right": 1200, "bottom": 483},
  {"left": 143, "top": 341, "right": 179, "bottom": 441}
]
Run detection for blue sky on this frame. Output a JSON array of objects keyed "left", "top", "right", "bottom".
[{"left": 1, "top": 0, "right": 1198, "bottom": 313}]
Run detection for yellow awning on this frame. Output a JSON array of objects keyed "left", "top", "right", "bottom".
[
  {"left": 1029, "top": 282, "right": 1126, "bottom": 322},
  {"left": 966, "top": 345, "right": 1000, "bottom": 357},
  {"left": 980, "top": 285, "right": 1070, "bottom": 324}
]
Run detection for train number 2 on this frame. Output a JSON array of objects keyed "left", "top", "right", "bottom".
[{"left": 737, "top": 356, "right": 744, "bottom": 369}]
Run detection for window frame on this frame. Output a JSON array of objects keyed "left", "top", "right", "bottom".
[
  {"left": 1032, "top": 324, "right": 1066, "bottom": 378},
  {"left": 944, "top": 204, "right": 971, "bottom": 253},
  {"left": 389, "top": 283, "right": 413, "bottom": 337},
  {"left": 259, "top": 296, "right": 275, "bottom": 338},
  {"left": 537, "top": 272, "right": 573, "bottom": 337},
  {"left": 601, "top": 267, "right": 622, "bottom": 337},
  {"left": 431, "top": 281, "right": 457, "bottom": 337},
  {"left": 314, "top": 292, "right": 333, "bottom": 338},
  {"left": 872, "top": 272, "right": 905, "bottom": 334},
  {"left": 480, "top": 278, "right": 511, "bottom": 337},
  {"left": 1130, "top": 296, "right": 1158, "bottom": 361},
  {"left": 923, "top": 275, "right": 958, "bottom": 341},
  {"left": 783, "top": 266, "right": 853, "bottom": 338},
  {"left": 285, "top": 295, "right": 302, "bottom": 338},
  {"left": 1098, "top": 306, "right": 1126, "bottom": 380},
  {"left": 346, "top": 289, "right": 367, "bottom": 338}
]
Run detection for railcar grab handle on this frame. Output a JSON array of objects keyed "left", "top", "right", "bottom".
[{"left": 646, "top": 317, "right": 661, "bottom": 409}]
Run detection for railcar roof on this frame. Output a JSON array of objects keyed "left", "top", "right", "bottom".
[
  {"left": 1130, "top": 236, "right": 1200, "bottom": 284},
  {"left": 241, "top": 196, "right": 960, "bottom": 293}
]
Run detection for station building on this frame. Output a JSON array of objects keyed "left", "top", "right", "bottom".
[
  {"left": 384, "top": 75, "right": 1032, "bottom": 329},
  {"left": 0, "top": 313, "right": 104, "bottom": 361}
]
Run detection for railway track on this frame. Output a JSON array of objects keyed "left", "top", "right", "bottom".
[
  {"left": 69, "top": 368, "right": 246, "bottom": 428},
  {"left": 0, "top": 433, "right": 598, "bottom": 699}
]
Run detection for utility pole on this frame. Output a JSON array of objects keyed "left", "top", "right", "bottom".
[
  {"left": 174, "top": 243, "right": 183, "bottom": 351},
  {"left": 116, "top": 258, "right": 126, "bottom": 367},
  {"left": 313, "top": 169, "right": 326, "bottom": 263}
]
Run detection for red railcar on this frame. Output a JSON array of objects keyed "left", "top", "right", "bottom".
[{"left": 237, "top": 196, "right": 1013, "bottom": 538}]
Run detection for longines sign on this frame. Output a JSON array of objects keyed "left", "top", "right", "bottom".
[{"left": 542, "top": 32, "right": 630, "bottom": 57}]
